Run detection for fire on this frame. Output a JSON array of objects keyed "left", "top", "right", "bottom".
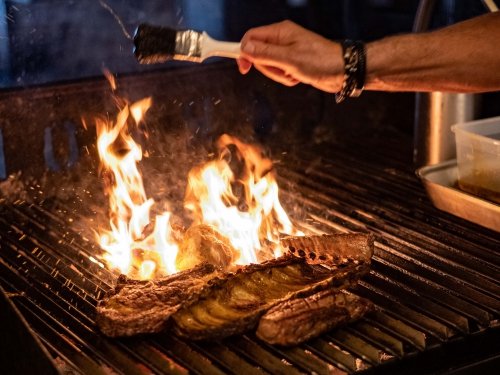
[
  {"left": 94, "top": 76, "right": 299, "bottom": 279},
  {"left": 95, "top": 96, "right": 178, "bottom": 280},
  {"left": 184, "top": 134, "right": 297, "bottom": 264}
]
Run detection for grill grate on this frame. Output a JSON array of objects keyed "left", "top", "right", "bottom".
[{"left": 1, "top": 134, "right": 499, "bottom": 375}]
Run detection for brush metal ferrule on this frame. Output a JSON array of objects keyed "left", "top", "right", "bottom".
[{"left": 174, "top": 29, "right": 203, "bottom": 62}]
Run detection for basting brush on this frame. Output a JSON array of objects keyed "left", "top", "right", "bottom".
[{"left": 133, "top": 24, "right": 241, "bottom": 64}]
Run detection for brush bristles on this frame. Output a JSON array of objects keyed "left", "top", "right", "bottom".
[{"left": 133, "top": 24, "right": 177, "bottom": 64}]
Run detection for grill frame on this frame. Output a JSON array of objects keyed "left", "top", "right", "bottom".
[{"left": 0, "top": 64, "right": 499, "bottom": 374}]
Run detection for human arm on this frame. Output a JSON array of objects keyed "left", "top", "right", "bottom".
[{"left": 238, "top": 12, "right": 500, "bottom": 93}]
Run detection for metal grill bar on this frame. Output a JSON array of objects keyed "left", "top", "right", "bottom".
[
  {"left": 188, "top": 340, "right": 267, "bottom": 374},
  {"left": 2, "top": 279, "right": 161, "bottom": 375},
  {"left": 290, "top": 147, "right": 500, "bottom": 260},
  {"left": 1, "top": 201, "right": 315, "bottom": 373},
  {"left": 372, "top": 244, "right": 500, "bottom": 316},
  {"left": 305, "top": 338, "right": 360, "bottom": 373},
  {"left": 279, "top": 168, "right": 500, "bottom": 283},
  {"left": 364, "top": 311, "right": 426, "bottom": 351},
  {"left": 372, "top": 258, "right": 493, "bottom": 325},
  {"left": 225, "top": 336, "right": 303, "bottom": 375},
  {"left": 1, "top": 140, "right": 499, "bottom": 374},
  {"left": 153, "top": 336, "right": 227, "bottom": 375},
  {"left": 349, "top": 322, "right": 404, "bottom": 357},
  {"left": 256, "top": 340, "right": 341, "bottom": 375},
  {"left": 279, "top": 181, "right": 500, "bottom": 298},
  {"left": 356, "top": 282, "right": 456, "bottom": 341}
]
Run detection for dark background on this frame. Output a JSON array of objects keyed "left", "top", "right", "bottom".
[
  {"left": 0, "top": 0, "right": 491, "bottom": 89},
  {"left": 0, "top": 0, "right": 498, "bottom": 170}
]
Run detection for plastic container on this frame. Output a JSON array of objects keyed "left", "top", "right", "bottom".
[{"left": 452, "top": 116, "right": 500, "bottom": 204}]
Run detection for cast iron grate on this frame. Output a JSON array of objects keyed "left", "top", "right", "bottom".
[{"left": 0, "top": 139, "right": 499, "bottom": 374}]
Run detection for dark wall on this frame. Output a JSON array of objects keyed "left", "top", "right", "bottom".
[
  {"left": 0, "top": 62, "right": 415, "bottom": 182},
  {"left": 0, "top": 0, "right": 497, "bottom": 147},
  {"left": 3, "top": 0, "right": 180, "bottom": 87},
  {"left": 1, "top": 0, "right": 492, "bottom": 89},
  {"left": 0, "top": 0, "right": 426, "bottom": 88}
]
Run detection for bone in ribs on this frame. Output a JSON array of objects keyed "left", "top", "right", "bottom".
[
  {"left": 96, "top": 263, "right": 222, "bottom": 337},
  {"left": 96, "top": 233, "right": 374, "bottom": 341},
  {"left": 172, "top": 256, "right": 370, "bottom": 340}
]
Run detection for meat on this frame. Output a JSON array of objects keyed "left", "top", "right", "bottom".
[
  {"left": 256, "top": 289, "right": 373, "bottom": 346},
  {"left": 176, "top": 224, "right": 239, "bottom": 271},
  {"left": 172, "top": 255, "right": 370, "bottom": 340},
  {"left": 96, "top": 263, "right": 222, "bottom": 337},
  {"left": 96, "top": 232, "right": 374, "bottom": 342},
  {"left": 281, "top": 233, "right": 374, "bottom": 265}
]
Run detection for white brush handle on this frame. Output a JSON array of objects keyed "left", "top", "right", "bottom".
[{"left": 201, "top": 32, "right": 241, "bottom": 61}]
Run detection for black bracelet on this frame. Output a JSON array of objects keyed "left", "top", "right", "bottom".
[{"left": 335, "top": 40, "right": 366, "bottom": 104}]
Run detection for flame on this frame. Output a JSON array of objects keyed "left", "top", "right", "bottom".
[
  {"left": 103, "top": 68, "right": 117, "bottom": 91},
  {"left": 94, "top": 76, "right": 301, "bottom": 279},
  {"left": 95, "top": 96, "right": 178, "bottom": 279},
  {"left": 185, "top": 134, "right": 298, "bottom": 264}
]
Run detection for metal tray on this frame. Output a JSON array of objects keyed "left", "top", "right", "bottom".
[{"left": 417, "top": 160, "right": 500, "bottom": 232}]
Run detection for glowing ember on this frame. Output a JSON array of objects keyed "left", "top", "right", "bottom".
[{"left": 94, "top": 75, "right": 300, "bottom": 279}]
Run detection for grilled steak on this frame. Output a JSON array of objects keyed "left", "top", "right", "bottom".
[
  {"left": 96, "top": 233, "right": 374, "bottom": 340},
  {"left": 172, "top": 255, "right": 370, "bottom": 340},
  {"left": 96, "top": 263, "right": 222, "bottom": 337},
  {"left": 256, "top": 289, "right": 373, "bottom": 346}
]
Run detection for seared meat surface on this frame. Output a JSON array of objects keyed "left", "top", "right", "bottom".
[
  {"left": 172, "top": 255, "right": 370, "bottom": 340},
  {"left": 281, "top": 233, "right": 374, "bottom": 266},
  {"left": 256, "top": 289, "right": 373, "bottom": 346},
  {"left": 96, "top": 233, "right": 374, "bottom": 342},
  {"left": 96, "top": 263, "right": 221, "bottom": 337}
]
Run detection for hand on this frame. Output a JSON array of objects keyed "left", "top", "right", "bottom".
[{"left": 238, "top": 20, "right": 344, "bottom": 92}]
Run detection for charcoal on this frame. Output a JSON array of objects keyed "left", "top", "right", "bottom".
[
  {"left": 96, "top": 263, "right": 221, "bottom": 337},
  {"left": 256, "top": 289, "right": 373, "bottom": 346}
]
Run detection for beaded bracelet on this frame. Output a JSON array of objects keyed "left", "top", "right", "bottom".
[{"left": 335, "top": 40, "right": 366, "bottom": 104}]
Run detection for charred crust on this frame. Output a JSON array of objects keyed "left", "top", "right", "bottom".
[
  {"left": 97, "top": 234, "right": 374, "bottom": 339},
  {"left": 281, "top": 233, "right": 374, "bottom": 267}
]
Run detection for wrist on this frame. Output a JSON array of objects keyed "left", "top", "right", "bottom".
[{"left": 364, "top": 37, "right": 394, "bottom": 91}]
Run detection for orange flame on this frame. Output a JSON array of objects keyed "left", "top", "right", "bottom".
[
  {"left": 94, "top": 76, "right": 301, "bottom": 279},
  {"left": 95, "top": 97, "right": 178, "bottom": 279},
  {"left": 103, "top": 69, "right": 117, "bottom": 91},
  {"left": 184, "top": 134, "right": 298, "bottom": 264}
]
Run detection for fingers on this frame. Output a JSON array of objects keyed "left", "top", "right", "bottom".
[
  {"left": 240, "top": 20, "right": 298, "bottom": 68},
  {"left": 237, "top": 58, "right": 299, "bottom": 87},
  {"left": 237, "top": 57, "right": 252, "bottom": 74},
  {"left": 241, "top": 39, "right": 290, "bottom": 69},
  {"left": 238, "top": 20, "right": 301, "bottom": 86},
  {"left": 253, "top": 64, "right": 300, "bottom": 87}
]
